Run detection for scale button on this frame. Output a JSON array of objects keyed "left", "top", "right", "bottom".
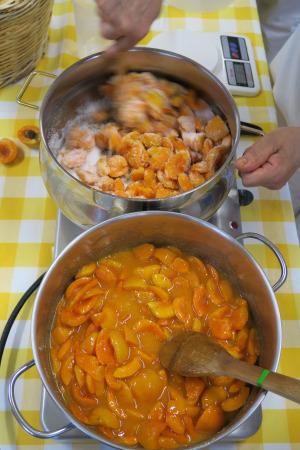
[
  {"left": 238, "top": 37, "right": 249, "bottom": 61},
  {"left": 225, "top": 60, "right": 237, "bottom": 85},
  {"left": 244, "top": 62, "right": 254, "bottom": 87},
  {"left": 221, "top": 35, "right": 231, "bottom": 59}
]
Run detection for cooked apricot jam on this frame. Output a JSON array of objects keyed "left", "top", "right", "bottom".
[{"left": 50, "top": 244, "right": 259, "bottom": 448}]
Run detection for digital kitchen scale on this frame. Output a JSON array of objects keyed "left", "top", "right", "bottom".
[{"left": 147, "top": 31, "right": 260, "bottom": 96}]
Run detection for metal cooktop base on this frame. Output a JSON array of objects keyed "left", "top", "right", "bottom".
[
  {"left": 53, "top": 187, "right": 243, "bottom": 252},
  {"left": 40, "top": 187, "right": 262, "bottom": 444}
]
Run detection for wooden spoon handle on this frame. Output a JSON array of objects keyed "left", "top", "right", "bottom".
[
  {"left": 228, "top": 359, "right": 300, "bottom": 404},
  {"left": 258, "top": 371, "right": 300, "bottom": 403}
]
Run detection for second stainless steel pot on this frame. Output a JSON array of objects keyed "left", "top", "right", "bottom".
[
  {"left": 19, "top": 48, "right": 242, "bottom": 227},
  {"left": 8, "top": 212, "right": 286, "bottom": 448}
]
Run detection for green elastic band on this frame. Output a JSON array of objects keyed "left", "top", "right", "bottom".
[{"left": 257, "top": 369, "right": 270, "bottom": 387}]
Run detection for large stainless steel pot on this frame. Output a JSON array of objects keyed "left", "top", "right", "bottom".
[
  {"left": 17, "top": 48, "right": 245, "bottom": 227},
  {"left": 9, "top": 212, "right": 287, "bottom": 448}
]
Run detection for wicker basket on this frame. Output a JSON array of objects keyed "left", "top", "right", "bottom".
[{"left": 0, "top": 0, "right": 54, "bottom": 88}]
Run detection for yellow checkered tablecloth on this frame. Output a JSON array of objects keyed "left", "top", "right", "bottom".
[{"left": 1, "top": 0, "right": 300, "bottom": 448}]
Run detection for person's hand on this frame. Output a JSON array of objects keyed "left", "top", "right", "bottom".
[
  {"left": 235, "top": 127, "right": 300, "bottom": 189},
  {"left": 96, "top": 0, "right": 163, "bottom": 56}
]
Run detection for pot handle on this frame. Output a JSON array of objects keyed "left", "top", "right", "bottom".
[
  {"left": 16, "top": 71, "right": 57, "bottom": 111},
  {"left": 8, "top": 359, "right": 74, "bottom": 439},
  {"left": 236, "top": 232, "right": 287, "bottom": 292},
  {"left": 240, "top": 121, "right": 265, "bottom": 137}
]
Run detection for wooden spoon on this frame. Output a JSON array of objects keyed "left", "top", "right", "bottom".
[{"left": 159, "top": 331, "right": 300, "bottom": 404}]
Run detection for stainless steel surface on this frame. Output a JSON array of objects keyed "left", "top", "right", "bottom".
[
  {"left": 39, "top": 196, "right": 261, "bottom": 444},
  {"left": 53, "top": 188, "right": 243, "bottom": 252},
  {"left": 8, "top": 360, "right": 73, "bottom": 439},
  {"left": 35, "top": 48, "right": 240, "bottom": 226},
  {"left": 26, "top": 211, "right": 282, "bottom": 449},
  {"left": 16, "top": 70, "right": 56, "bottom": 110},
  {"left": 236, "top": 232, "right": 287, "bottom": 291}
]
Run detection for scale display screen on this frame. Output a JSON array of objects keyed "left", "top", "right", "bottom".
[
  {"left": 228, "top": 36, "right": 242, "bottom": 60},
  {"left": 225, "top": 60, "right": 254, "bottom": 87},
  {"left": 221, "top": 35, "right": 249, "bottom": 62},
  {"left": 234, "top": 62, "right": 247, "bottom": 85}
]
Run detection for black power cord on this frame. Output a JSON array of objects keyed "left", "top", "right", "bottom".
[{"left": 0, "top": 272, "right": 46, "bottom": 366}]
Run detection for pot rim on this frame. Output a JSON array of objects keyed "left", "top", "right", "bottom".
[
  {"left": 39, "top": 47, "right": 240, "bottom": 204},
  {"left": 31, "top": 211, "right": 282, "bottom": 449}
]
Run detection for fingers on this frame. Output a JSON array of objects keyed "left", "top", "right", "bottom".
[
  {"left": 102, "top": 23, "right": 148, "bottom": 56},
  {"left": 239, "top": 152, "right": 288, "bottom": 189},
  {"left": 100, "top": 15, "right": 148, "bottom": 55},
  {"left": 101, "top": 21, "right": 122, "bottom": 41},
  {"left": 95, "top": 0, "right": 116, "bottom": 20},
  {"left": 235, "top": 135, "right": 278, "bottom": 173},
  {"left": 105, "top": 36, "right": 138, "bottom": 56},
  {"left": 240, "top": 162, "right": 275, "bottom": 188},
  {"left": 96, "top": 0, "right": 162, "bottom": 56}
]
